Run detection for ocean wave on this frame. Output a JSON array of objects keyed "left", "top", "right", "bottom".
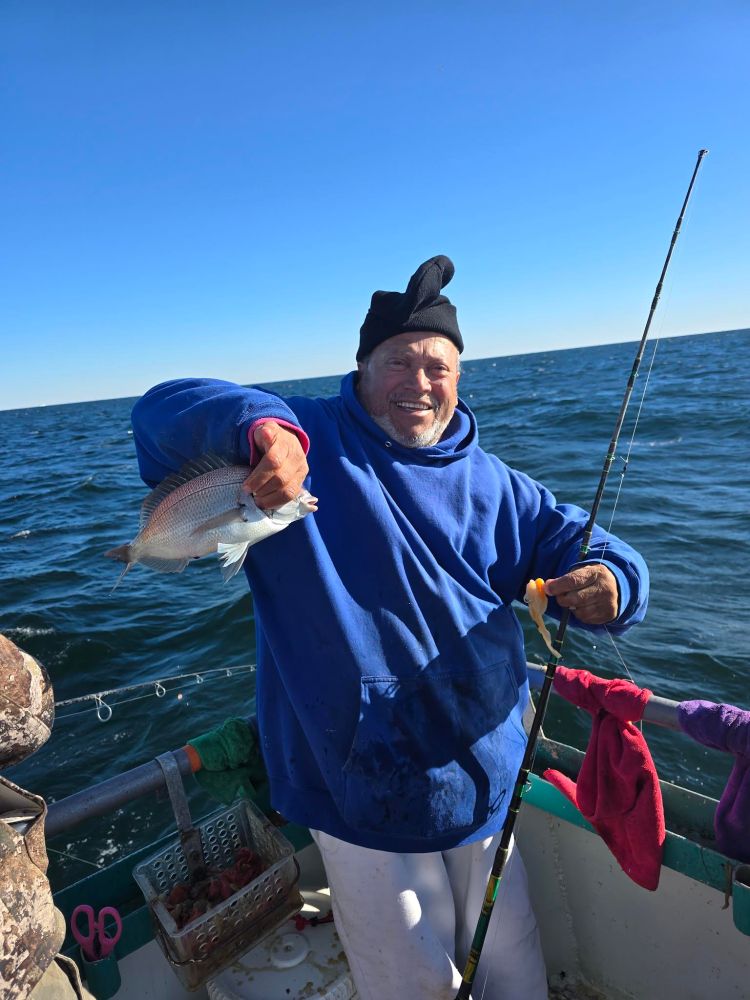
[
  {"left": 4, "top": 625, "right": 56, "bottom": 638},
  {"left": 629, "top": 436, "right": 684, "bottom": 448}
]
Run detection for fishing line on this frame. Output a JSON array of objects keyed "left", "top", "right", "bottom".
[
  {"left": 474, "top": 842, "right": 521, "bottom": 1000},
  {"left": 54, "top": 690, "right": 173, "bottom": 723},
  {"left": 591, "top": 194, "right": 693, "bottom": 684},
  {"left": 590, "top": 336, "right": 662, "bottom": 691},
  {"left": 575, "top": 160, "right": 703, "bottom": 685},
  {"left": 603, "top": 624, "right": 637, "bottom": 685},
  {"left": 594, "top": 153, "right": 704, "bottom": 560},
  {"left": 602, "top": 340, "right": 660, "bottom": 532},
  {"left": 601, "top": 184, "right": 700, "bottom": 681},
  {"left": 46, "top": 846, "right": 104, "bottom": 870},
  {"left": 54, "top": 664, "right": 256, "bottom": 722},
  {"left": 599, "top": 207, "right": 690, "bottom": 548},
  {"left": 54, "top": 664, "right": 255, "bottom": 705}
]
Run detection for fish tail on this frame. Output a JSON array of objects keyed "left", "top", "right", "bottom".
[{"left": 105, "top": 544, "right": 132, "bottom": 564}]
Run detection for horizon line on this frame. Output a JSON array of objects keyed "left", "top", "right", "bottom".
[{"left": 2, "top": 326, "right": 747, "bottom": 414}]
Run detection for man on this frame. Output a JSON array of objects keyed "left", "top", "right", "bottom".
[{"left": 131, "top": 256, "right": 648, "bottom": 999}]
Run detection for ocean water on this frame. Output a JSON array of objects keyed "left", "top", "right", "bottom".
[{"left": 1, "top": 329, "right": 748, "bottom": 887}]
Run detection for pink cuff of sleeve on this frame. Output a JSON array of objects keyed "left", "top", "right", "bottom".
[{"left": 247, "top": 418, "right": 310, "bottom": 466}]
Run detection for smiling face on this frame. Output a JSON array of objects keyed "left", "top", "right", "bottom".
[{"left": 356, "top": 332, "right": 461, "bottom": 447}]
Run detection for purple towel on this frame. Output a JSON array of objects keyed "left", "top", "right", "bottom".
[{"left": 677, "top": 700, "right": 750, "bottom": 861}]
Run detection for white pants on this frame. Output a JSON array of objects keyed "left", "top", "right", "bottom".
[{"left": 311, "top": 829, "right": 548, "bottom": 1000}]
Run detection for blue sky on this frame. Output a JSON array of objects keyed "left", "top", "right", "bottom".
[{"left": 2, "top": 3, "right": 748, "bottom": 409}]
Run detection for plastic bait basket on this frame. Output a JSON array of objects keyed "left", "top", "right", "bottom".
[{"left": 132, "top": 753, "right": 302, "bottom": 991}]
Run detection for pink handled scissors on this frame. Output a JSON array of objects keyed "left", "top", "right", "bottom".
[{"left": 70, "top": 904, "right": 123, "bottom": 962}]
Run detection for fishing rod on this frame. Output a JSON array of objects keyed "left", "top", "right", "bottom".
[
  {"left": 455, "top": 147, "right": 708, "bottom": 999},
  {"left": 54, "top": 664, "right": 256, "bottom": 722}
]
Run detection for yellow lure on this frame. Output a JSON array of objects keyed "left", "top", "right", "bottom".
[{"left": 523, "top": 578, "right": 561, "bottom": 659}]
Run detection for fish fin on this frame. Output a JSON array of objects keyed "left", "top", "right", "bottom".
[
  {"left": 190, "top": 508, "right": 245, "bottom": 535},
  {"left": 139, "top": 452, "right": 236, "bottom": 528},
  {"left": 216, "top": 541, "right": 251, "bottom": 581},
  {"left": 105, "top": 543, "right": 132, "bottom": 564},
  {"left": 136, "top": 554, "right": 191, "bottom": 574}
]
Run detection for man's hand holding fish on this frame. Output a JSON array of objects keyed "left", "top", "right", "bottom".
[{"left": 243, "top": 420, "right": 310, "bottom": 510}]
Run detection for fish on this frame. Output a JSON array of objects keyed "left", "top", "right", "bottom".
[
  {"left": 105, "top": 453, "right": 317, "bottom": 584},
  {"left": 523, "top": 577, "right": 561, "bottom": 659}
]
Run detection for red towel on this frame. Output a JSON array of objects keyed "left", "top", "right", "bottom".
[{"left": 543, "top": 665, "right": 665, "bottom": 890}]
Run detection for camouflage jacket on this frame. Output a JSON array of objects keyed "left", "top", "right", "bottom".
[
  {"left": 0, "top": 777, "right": 62, "bottom": 998},
  {"left": 0, "top": 633, "right": 62, "bottom": 998}
]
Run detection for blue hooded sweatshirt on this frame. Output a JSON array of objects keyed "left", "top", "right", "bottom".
[{"left": 131, "top": 373, "right": 648, "bottom": 853}]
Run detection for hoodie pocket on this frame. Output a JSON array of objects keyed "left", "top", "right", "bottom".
[{"left": 341, "top": 659, "right": 527, "bottom": 841}]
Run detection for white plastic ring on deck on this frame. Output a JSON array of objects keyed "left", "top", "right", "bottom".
[{"left": 270, "top": 932, "right": 310, "bottom": 969}]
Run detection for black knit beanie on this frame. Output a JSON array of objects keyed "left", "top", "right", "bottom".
[{"left": 357, "top": 255, "right": 463, "bottom": 361}]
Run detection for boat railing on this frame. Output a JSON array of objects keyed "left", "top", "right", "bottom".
[
  {"left": 525, "top": 661, "right": 682, "bottom": 729},
  {"left": 45, "top": 663, "right": 683, "bottom": 838}
]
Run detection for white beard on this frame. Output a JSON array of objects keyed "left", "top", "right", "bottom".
[{"left": 371, "top": 410, "right": 453, "bottom": 448}]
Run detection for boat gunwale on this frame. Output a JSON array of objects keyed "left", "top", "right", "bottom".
[{"left": 52, "top": 740, "right": 743, "bottom": 966}]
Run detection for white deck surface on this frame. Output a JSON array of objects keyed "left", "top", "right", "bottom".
[{"left": 111, "top": 811, "right": 750, "bottom": 999}]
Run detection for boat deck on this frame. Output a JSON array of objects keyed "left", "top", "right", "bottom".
[{"left": 549, "top": 984, "right": 608, "bottom": 999}]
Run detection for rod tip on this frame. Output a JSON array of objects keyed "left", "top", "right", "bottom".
[{"left": 699, "top": 148, "right": 709, "bottom": 155}]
